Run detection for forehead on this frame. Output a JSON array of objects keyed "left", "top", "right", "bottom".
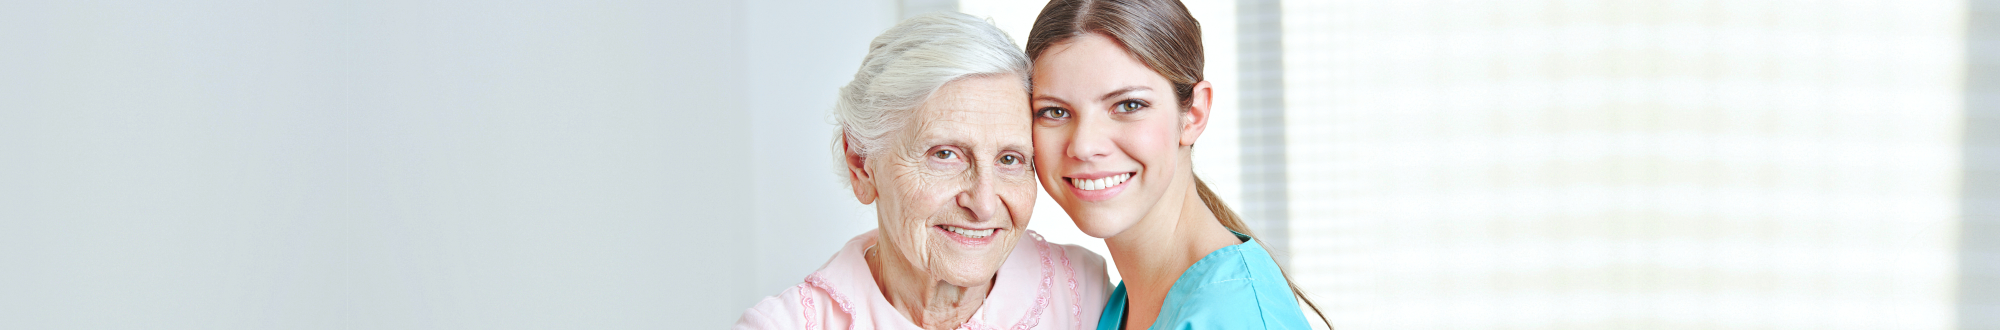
[
  {"left": 909, "top": 74, "right": 1032, "bottom": 143},
  {"left": 1030, "top": 34, "right": 1167, "bottom": 99}
]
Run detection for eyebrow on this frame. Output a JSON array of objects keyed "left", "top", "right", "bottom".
[
  {"left": 1100, "top": 86, "right": 1151, "bottom": 102},
  {"left": 1000, "top": 141, "right": 1031, "bottom": 155},
  {"left": 920, "top": 132, "right": 1031, "bottom": 158},
  {"left": 1033, "top": 86, "right": 1154, "bottom": 104},
  {"left": 918, "top": 135, "right": 970, "bottom": 153}
]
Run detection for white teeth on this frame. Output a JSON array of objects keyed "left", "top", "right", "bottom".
[
  {"left": 1075, "top": 173, "right": 1131, "bottom": 191},
  {"left": 945, "top": 226, "right": 994, "bottom": 238}
]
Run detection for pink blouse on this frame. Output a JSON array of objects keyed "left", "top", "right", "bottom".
[{"left": 734, "top": 229, "right": 1110, "bottom": 330}]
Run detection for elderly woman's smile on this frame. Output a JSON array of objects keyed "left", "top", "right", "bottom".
[{"left": 941, "top": 226, "right": 994, "bottom": 239}]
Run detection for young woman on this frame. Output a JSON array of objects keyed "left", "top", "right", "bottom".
[{"left": 1023, "top": 0, "right": 1330, "bottom": 329}]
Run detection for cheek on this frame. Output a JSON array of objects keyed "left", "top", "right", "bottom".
[
  {"left": 883, "top": 175, "right": 948, "bottom": 255},
  {"left": 1031, "top": 129, "right": 1068, "bottom": 179},
  {"left": 894, "top": 182, "right": 946, "bottom": 226},
  {"left": 1001, "top": 179, "right": 1037, "bottom": 227},
  {"left": 1120, "top": 119, "right": 1180, "bottom": 163},
  {"left": 1032, "top": 128, "right": 1067, "bottom": 163}
]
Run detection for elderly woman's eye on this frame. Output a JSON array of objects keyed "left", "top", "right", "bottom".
[
  {"left": 1115, "top": 100, "right": 1146, "bottom": 113},
  {"left": 1037, "top": 108, "right": 1069, "bottom": 120},
  {"left": 999, "top": 154, "right": 1020, "bottom": 165},
  {"left": 933, "top": 149, "right": 957, "bottom": 160}
]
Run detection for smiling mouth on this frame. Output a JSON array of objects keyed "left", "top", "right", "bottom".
[
  {"left": 939, "top": 225, "right": 996, "bottom": 239},
  {"left": 1068, "top": 173, "right": 1133, "bottom": 191}
]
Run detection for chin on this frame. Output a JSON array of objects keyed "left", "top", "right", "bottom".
[
  {"left": 1072, "top": 220, "right": 1118, "bottom": 238},
  {"left": 1066, "top": 207, "right": 1135, "bottom": 239},
  {"left": 936, "top": 261, "right": 1006, "bottom": 287}
]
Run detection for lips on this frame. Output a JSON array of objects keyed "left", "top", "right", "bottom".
[
  {"left": 1069, "top": 173, "right": 1131, "bottom": 191},
  {"left": 1063, "top": 171, "right": 1135, "bottom": 202},
  {"left": 942, "top": 225, "right": 995, "bottom": 238},
  {"left": 936, "top": 225, "right": 1001, "bottom": 246}
]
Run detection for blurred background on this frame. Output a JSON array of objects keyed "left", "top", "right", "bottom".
[{"left": 1, "top": 0, "right": 1995, "bottom": 329}]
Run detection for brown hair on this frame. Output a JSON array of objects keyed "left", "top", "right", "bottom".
[{"left": 1025, "top": 0, "right": 1331, "bottom": 328}]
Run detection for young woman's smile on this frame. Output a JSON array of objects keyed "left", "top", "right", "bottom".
[{"left": 1062, "top": 171, "right": 1135, "bottom": 202}]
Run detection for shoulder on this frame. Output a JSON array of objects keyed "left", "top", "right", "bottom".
[
  {"left": 736, "top": 231, "right": 880, "bottom": 330},
  {"left": 1022, "top": 231, "right": 1114, "bottom": 327},
  {"left": 734, "top": 281, "right": 864, "bottom": 330},
  {"left": 735, "top": 284, "right": 817, "bottom": 330},
  {"left": 1165, "top": 277, "right": 1311, "bottom": 329},
  {"left": 1044, "top": 238, "right": 1109, "bottom": 281},
  {"left": 1161, "top": 243, "right": 1312, "bottom": 329},
  {"left": 1029, "top": 232, "right": 1111, "bottom": 293}
]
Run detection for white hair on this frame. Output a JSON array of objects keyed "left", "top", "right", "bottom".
[{"left": 833, "top": 12, "right": 1029, "bottom": 183}]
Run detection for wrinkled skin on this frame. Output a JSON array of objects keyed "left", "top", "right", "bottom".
[{"left": 843, "top": 74, "right": 1038, "bottom": 329}]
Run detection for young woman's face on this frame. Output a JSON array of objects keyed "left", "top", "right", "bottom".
[{"left": 1030, "top": 34, "right": 1189, "bottom": 239}]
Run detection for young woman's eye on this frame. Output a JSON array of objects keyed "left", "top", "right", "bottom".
[
  {"left": 998, "top": 154, "right": 1021, "bottom": 166},
  {"left": 933, "top": 149, "right": 957, "bottom": 160},
  {"left": 1115, "top": 100, "right": 1146, "bottom": 113},
  {"left": 1037, "top": 108, "right": 1070, "bottom": 120}
]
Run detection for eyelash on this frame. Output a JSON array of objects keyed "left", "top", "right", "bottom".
[
  {"left": 1114, "top": 100, "right": 1148, "bottom": 113},
  {"left": 934, "top": 149, "right": 1027, "bottom": 168},
  {"left": 1037, "top": 107, "right": 1070, "bottom": 120}
]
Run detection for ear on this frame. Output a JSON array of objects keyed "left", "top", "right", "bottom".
[
  {"left": 1179, "top": 80, "right": 1214, "bottom": 147},
  {"left": 843, "top": 132, "right": 879, "bottom": 205}
]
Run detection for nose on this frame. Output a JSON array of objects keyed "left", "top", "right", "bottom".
[
  {"left": 1066, "top": 116, "right": 1112, "bottom": 161},
  {"left": 957, "top": 168, "right": 1002, "bottom": 223}
]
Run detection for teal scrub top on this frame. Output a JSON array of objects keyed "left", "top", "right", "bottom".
[{"left": 1097, "top": 232, "right": 1312, "bottom": 330}]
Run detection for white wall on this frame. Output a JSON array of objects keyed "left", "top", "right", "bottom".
[
  {"left": 1965, "top": 2, "right": 2000, "bottom": 328},
  {"left": 1282, "top": 1, "right": 1964, "bottom": 329},
  {"left": 744, "top": 0, "right": 899, "bottom": 300},
  {"left": 0, "top": 0, "right": 893, "bottom": 328}
]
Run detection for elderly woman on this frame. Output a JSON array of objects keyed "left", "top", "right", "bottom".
[{"left": 733, "top": 12, "right": 1110, "bottom": 330}]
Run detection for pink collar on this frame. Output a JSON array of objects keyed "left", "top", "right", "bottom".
[{"left": 803, "top": 229, "right": 1060, "bottom": 330}]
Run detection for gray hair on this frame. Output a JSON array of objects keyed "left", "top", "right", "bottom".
[{"left": 834, "top": 12, "right": 1029, "bottom": 182}]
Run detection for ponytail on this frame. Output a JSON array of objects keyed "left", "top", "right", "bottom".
[{"left": 1193, "top": 174, "right": 1332, "bottom": 329}]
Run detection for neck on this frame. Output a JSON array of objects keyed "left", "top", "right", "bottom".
[
  {"left": 867, "top": 238, "right": 993, "bottom": 330},
  {"left": 1102, "top": 157, "right": 1243, "bottom": 329}
]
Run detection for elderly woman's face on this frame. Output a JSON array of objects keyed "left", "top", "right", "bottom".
[{"left": 868, "top": 74, "right": 1037, "bottom": 286}]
